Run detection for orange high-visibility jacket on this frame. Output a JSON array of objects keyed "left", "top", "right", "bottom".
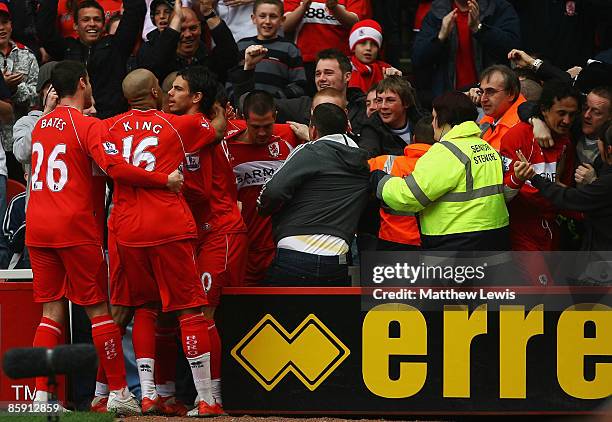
[
  {"left": 369, "top": 143, "right": 431, "bottom": 246},
  {"left": 480, "top": 94, "right": 526, "bottom": 152}
]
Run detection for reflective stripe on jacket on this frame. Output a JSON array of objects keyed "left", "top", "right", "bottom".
[
  {"left": 377, "top": 121, "right": 509, "bottom": 237},
  {"left": 369, "top": 143, "right": 430, "bottom": 246}
]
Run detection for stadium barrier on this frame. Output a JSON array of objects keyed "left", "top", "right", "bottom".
[
  {"left": 219, "top": 249, "right": 612, "bottom": 416},
  {"left": 0, "top": 272, "right": 67, "bottom": 405}
]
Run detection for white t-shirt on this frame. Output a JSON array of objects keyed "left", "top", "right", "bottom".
[{"left": 216, "top": 0, "right": 258, "bottom": 42}]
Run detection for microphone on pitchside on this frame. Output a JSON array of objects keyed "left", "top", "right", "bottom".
[{"left": 2, "top": 344, "right": 97, "bottom": 379}]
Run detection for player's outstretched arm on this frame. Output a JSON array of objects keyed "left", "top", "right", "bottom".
[{"left": 106, "top": 162, "right": 176, "bottom": 190}]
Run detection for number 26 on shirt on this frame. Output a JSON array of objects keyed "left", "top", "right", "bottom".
[{"left": 31, "top": 142, "right": 68, "bottom": 192}]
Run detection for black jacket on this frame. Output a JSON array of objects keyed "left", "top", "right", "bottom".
[
  {"left": 229, "top": 68, "right": 368, "bottom": 134},
  {"left": 258, "top": 134, "right": 370, "bottom": 245},
  {"left": 137, "top": 23, "right": 240, "bottom": 83},
  {"left": 531, "top": 165, "right": 612, "bottom": 251},
  {"left": 412, "top": 0, "right": 520, "bottom": 97},
  {"left": 358, "top": 109, "right": 422, "bottom": 158},
  {"left": 509, "top": 0, "right": 612, "bottom": 70},
  {"left": 36, "top": 0, "right": 146, "bottom": 119}
]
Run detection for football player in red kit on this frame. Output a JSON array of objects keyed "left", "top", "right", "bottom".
[
  {"left": 501, "top": 81, "right": 581, "bottom": 284},
  {"left": 103, "top": 68, "right": 227, "bottom": 416},
  {"left": 226, "top": 90, "right": 299, "bottom": 284},
  {"left": 27, "top": 61, "right": 181, "bottom": 416},
  {"left": 161, "top": 66, "right": 247, "bottom": 414}
]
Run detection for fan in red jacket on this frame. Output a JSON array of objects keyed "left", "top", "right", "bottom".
[
  {"left": 348, "top": 19, "right": 402, "bottom": 93},
  {"left": 501, "top": 81, "right": 581, "bottom": 284}
]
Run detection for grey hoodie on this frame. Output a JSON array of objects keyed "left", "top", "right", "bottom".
[
  {"left": 12, "top": 110, "right": 42, "bottom": 206},
  {"left": 258, "top": 133, "right": 370, "bottom": 245}
]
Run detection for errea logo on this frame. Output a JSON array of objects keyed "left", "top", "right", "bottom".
[{"left": 231, "top": 314, "right": 349, "bottom": 391}]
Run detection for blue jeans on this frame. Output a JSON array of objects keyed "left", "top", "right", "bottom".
[{"left": 264, "top": 248, "right": 351, "bottom": 286}]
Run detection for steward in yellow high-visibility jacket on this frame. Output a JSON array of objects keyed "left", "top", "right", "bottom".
[{"left": 375, "top": 120, "right": 510, "bottom": 251}]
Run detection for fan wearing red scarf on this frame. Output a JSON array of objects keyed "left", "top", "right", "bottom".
[{"left": 348, "top": 19, "right": 402, "bottom": 93}]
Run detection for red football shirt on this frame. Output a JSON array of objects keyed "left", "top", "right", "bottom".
[
  {"left": 187, "top": 141, "right": 247, "bottom": 236},
  {"left": 454, "top": 8, "right": 478, "bottom": 89},
  {"left": 106, "top": 109, "right": 216, "bottom": 246},
  {"left": 26, "top": 106, "right": 123, "bottom": 247},
  {"left": 284, "top": 0, "right": 368, "bottom": 62},
  {"left": 225, "top": 121, "right": 299, "bottom": 251}
]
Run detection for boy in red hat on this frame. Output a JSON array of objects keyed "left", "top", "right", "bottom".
[{"left": 348, "top": 19, "right": 402, "bottom": 93}]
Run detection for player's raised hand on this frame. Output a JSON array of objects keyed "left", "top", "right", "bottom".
[
  {"left": 167, "top": 168, "right": 184, "bottom": 193},
  {"left": 513, "top": 160, "right": 535, "bottom": 182},
  {"left": 244, "top": 45, "right": 268, "bottom": 70}
]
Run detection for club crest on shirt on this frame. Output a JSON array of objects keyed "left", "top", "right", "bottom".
[
  {"left": 268, "top": 141, "right": 280, "bottom": 158},
  {"left": 185, "top": 154, "right": 201, "bottom": 171},
  {"left": 102, "top": 141, "right": 119, "bottom": 155},
  {"left": 201, "top": 119, "right": 210, "bottom": 129}
]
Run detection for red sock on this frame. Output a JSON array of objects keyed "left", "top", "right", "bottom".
[
  {"left": 91, "top": 315, "right": 127, "bottom": 391},
  {"left": 133, "top": 308, "right": 157, "bottom": 359},
  {"left": 33, "top": 317, "right": 63, "bottom": 393},
  {"left": 154, "top": 325, "right": 178, "bottom": 394},
  {"left": 208, "top": 321, "right": 221, "bottom": 380},
  {"left": 178, "top": 313, "right": 211, "bottom": 358}
]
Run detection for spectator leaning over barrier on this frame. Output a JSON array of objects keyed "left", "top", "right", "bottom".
[
  {"left": 359, "top": 76, "right": 423, "bottom": 157},
  {"left": 0, "top": 3, "right": 39, "bottom": 179},
  {"left": 13, "top": 62, "right": 59, "bottom": 208},
  {"left": 231, "top": 47, "right": 368, "bottom": 134},
  {"left": 36, "top": 0, "right": 146, "bottom": 119},
  {"left": 412, "top": 0, "right": 520, "bottom": 99},
  {"left": 258, "top": 103, "right": 370, "bottom": 286},
  {"left": 470, "top": 64, "right": 526, "bottom": 152},
  {"left": 372, "top": 91, "right": 510, "bottom": 251},
  {"left": 137, "top": 0, "right": 240, "bottom": 84}
]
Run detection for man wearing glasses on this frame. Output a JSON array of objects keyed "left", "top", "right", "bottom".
[{"left": 476, "top": 64, "right": 526, "bottom": 152}]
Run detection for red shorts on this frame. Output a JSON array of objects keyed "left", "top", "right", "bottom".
[
  {"left": 108, "top": 228, "right": 129, "bottom": 307},
  {"left": 114, "top": 239, "right": 208, "bottom": 312},
  {"left": 30, "top": 245, "right": 108, "bottom": 306},
  {"left": 244, "top": 246, "right": 275, "bottom": 286},
  {"left": 195, "top": 232, "right": 248, "bottom": 307}
]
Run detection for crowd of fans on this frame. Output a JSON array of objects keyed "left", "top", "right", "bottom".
[{"left": 1, "top": 0, "right": 612, "bottom": 415}]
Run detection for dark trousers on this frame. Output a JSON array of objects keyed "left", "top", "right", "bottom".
[{"left": 264, "top": 248, "right": 351, "bottom": 286}]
